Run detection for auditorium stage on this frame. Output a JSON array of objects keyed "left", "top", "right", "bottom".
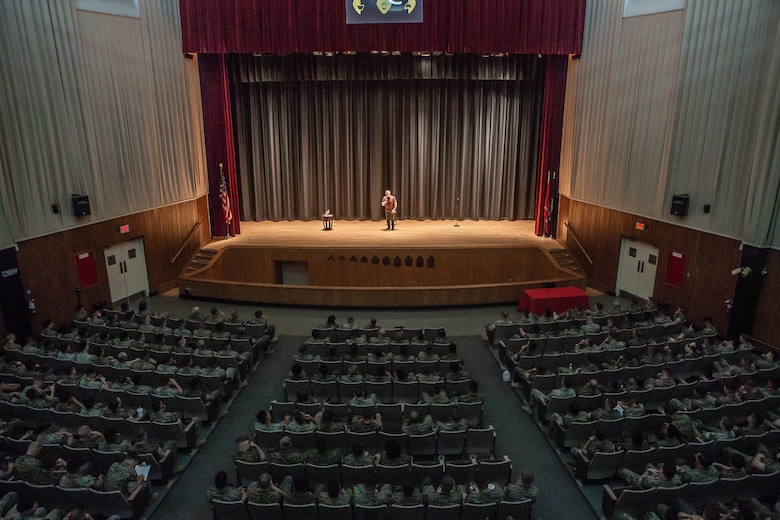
[
  {"left": 179, "top": 220, "right": 586, "bottom": 308},
  {"left": 207, "top": 219, "right": 555, "bottom": 250}
]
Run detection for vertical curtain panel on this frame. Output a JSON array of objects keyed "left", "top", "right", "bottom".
[{"left": 233, "top": 75, "right": 542, "bottom": 222}]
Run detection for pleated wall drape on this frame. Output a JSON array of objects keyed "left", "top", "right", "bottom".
[
  {"left": 560, "top": 0, "right": 780, "bottom": 247},
  {"left": 0, "top": 0, "right": 208, "bottom": 242}
]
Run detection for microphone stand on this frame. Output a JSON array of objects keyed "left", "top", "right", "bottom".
[{"left": 454, "top": 197, "right": 460, "bottom": 227}]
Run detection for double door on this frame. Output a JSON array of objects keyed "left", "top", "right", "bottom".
[
  {"left": 104, "top": 238, "right": 149, "bottom": 305},
  {"left": 616, "top": 238, "right": 658, "bottom": 300}
]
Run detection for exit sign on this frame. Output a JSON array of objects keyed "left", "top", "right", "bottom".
[
  {"left": 119, "top": 224, "right": 130, "bottom": 234},
  {"left": 635, "top": 222, "right": 646, "bottom": 231}
]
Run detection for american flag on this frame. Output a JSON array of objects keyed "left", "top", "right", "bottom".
[{"left": 219, "top": 164, "right": 233, "bottom": 225}]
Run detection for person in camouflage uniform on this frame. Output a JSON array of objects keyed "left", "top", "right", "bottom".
[
  {"left": 342, "top": 443, "right": 373, "bottom": 467},
  {"left": 464, "top": 474, "right": 502, "bottom": 504},
  {"left": 504, "top": 469, "right": 538, "bottom": 502},
  {"left": 13, "top": 441, "right": 43, "bottom": 481},
  {"left": 404, "top": 411, "right": 434, "bottom": 435},
  {"left": 280, "top": 476, "right": 315, "bottom": 505},
  {"left": 391, "top": 481, "right": 423, "bottom": 505},
  {"left": 127, "top": 427, "right": 176, "bottom": 459},
  {"left": 305, "top": 439, "right": 341, "bottom": 465},
  {"left": 105, "top": 453, "right": 145, "bottom": 495},
  {"left": 268, "top": 436, "right": 304, "bottom": 464},
  {"left": 246, "top": 473, "right": 285, "bottom": 504},
  {"left": 58, "top": 457, "right": 103, "bottom": 489},
  {"left": 353, "top": 483, "right": 392, "bottom": 506},
  {"left": 7, "top": 496, "right": 60, "bottom": 520},
  {"left": 233, "top": 435, "right": 265, "bottom": 463},
  {"left": 421, "top": 475, "right": 464, "bottom": 506},
  {"left": 206, "top": 470, "right": 247, "bottom": 502},
  {"left": 317, "top": 479, "right": 353, "bottom": 506}
]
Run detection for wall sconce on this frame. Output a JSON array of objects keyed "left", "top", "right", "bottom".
[{"left": 730, "top": 267, "right": 752, "bottom": 277}]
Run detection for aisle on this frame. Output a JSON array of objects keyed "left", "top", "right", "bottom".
[{"left": 455, "top": 335, "right": 599, "bottom": 520}]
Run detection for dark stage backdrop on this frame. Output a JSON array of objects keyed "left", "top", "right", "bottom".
[{"left": 231, "top": 54, "right": 543, "bottom": 222}]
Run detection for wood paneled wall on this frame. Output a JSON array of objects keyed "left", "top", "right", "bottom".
[
  {"left": 180, "top": 246, "right": 586, "bottom": 308},
  {"left": 17, "top": 196, "right": 210, "bottom": 332},
  {"left": 751, "top": 249, "right": 780, "bottom": 349},
  {"left": 557, "top": 196, "right": 770, "bottom": 343}
]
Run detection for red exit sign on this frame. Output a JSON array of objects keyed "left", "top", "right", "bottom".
[
  {"left": 119, "top": 224, "right": 130, "bottom": 234},
  {"left": 635, "top": 222, "right": 646, "bottom": 231}
]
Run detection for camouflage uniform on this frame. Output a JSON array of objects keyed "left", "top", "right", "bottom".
[
  {"left": 504, "top": 482, "right": 538, "bottom": 502},
  {"left": 59, "top": 472, "right": 102, "bottom": 489},
  {"left": 105, "top": 460, "right": 138, "bottom": 494},
  {"left": 317, "top": 488, "right": 353, "bottom": 506},
  {"left": 13, "top": 455, "right": 42, "bottom": 481},
  {"left": 246, "top": 482, "right": 283, "bottom": 504},
  {"left": 391, "top": 487, "right": 423, "bottom": 505},
  {"left": 207, "top": 484, "right": 245, "bottom": 502},
  {"left": 305, "top": 448, "right": 341, "bottom": 466},
  {"left": 464, "top": 483, "right": 503, "bottom": 504},
  {"left": 353, "top": 483, "right": 391, "bottom": 506},
  {"left": 421, "top": 483, "right": 463, "bottom": 506}
]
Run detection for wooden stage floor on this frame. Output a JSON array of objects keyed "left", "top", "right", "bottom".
[{"left": 208, "top": 219, "right": 557, "bottom": 250}]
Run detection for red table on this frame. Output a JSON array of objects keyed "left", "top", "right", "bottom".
[{"left": 518, "top": 287, "right": 589, "bottom": 315}]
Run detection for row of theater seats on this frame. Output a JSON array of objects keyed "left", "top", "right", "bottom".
[
  {"left": 212, "top": 494, "right": 533, "bottom": 520},
  {"left": 283, "top": 378, "right": 476, "bottom": 407},
  {"left": 602, "top": 471, "right": 780, "bottom": 519},
  {"left": 254, "top": 427, "right": 497, "bottom": 462},
  {"left": 507, "top": 339, "right": 751, "bottom": 375},
  {"left": 577, "top": 428, "right": 780, "bottom": 483},
  {"left": 494, "top": 321, "right": 689, "bottom": 355},
  {"left": 310, "top": 326, "right": 447, "bottom": 343},
  {"left": 293, "top": 356, "right": 462, "bottom": 374},
  {"left": 0, "top": 401, "right": 197, "bottom": 450},
  {"left": 0, "top": 478, "right": 145, "bottom": 520},
  {"left": 557, "top": 395, "right": 780, "bottom": 451},
  {"left": 269, "top": 400, "right": 483, "bottom": 431}
]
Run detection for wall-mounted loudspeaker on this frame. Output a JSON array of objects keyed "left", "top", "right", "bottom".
[
  {"left": 72, "top": 195, "right": 91, "bottom": 217},
  {"left": 670, "top": 194, "right": 689, "bottom": 217}
]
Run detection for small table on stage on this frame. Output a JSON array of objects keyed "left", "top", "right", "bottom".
[
  {"left": 518, "top": 287, "right": 589, "bottom": 315},
  {"left": 322, "top": 213, "right": 334, "bottom": 230}
]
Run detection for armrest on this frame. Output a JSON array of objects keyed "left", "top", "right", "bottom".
[
  {"left": 573, "top": 451, "right": 590, "bottom": 480},
  {"left": 601, "top": 484, "right": 618, "bottom": 519}
]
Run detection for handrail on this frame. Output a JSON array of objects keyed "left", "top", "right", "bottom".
[
  {"left": 564, "top": 222, "right": 594, "bottom": 265},
  {"left": 170, "top": 222, "right": 201, "bottom": 264}
]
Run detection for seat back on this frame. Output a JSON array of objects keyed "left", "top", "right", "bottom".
[
  {"left": 247, "top": 501, "right": 284, "bottom": 520},
  {"left": 354, "top": 502, "right": 390, "bottom": 520},
  {"left": 426, "top": 503, "right": 461, "bottom": 520},
  {"left": 235, "top": 460, "right": 269, "bottom": 486},
  {"left": 389, "top": 503, "right": 425, "bottom": 520},
  {"left": 212, "top": 499, "right": 250, "bottom": 520},
  {"left": 318, "top": 503, "right": 354, "bottom": 520},
  {"left": 496, "top": 499, "right": 533, "bottom": 520},
  {"left": 461, "top": 502, "right": 498, "bottom": 520},
  {"left": 478, "top": 456, "right": 512, "bottom": 487},
  {"left": 283, "top": 502, "right": 319, "bottom": 520}
]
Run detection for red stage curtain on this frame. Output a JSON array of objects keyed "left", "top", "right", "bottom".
[
  {"left": 179, "top": 0, "right": 586, "bottom": 55},
  {"left": 534, "top": 55, "right": 568, "bottom": 238},
  {"left": 198, "top": 54, "right": 240, "bottom": 237}
]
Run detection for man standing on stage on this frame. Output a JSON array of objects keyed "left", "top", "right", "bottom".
[{"left": 381, "top": 189, "right": 397, "bottom": 230}]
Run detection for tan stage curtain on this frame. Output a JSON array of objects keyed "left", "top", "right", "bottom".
[
  {"left": 232, "top": 55, "right": 543, "bottom": 222},
  {"left": 0, "top": 0, "right": 208, "bottom": 242},
  {"left": 560, "top": 0, "right": 780, "bottom": 247}
]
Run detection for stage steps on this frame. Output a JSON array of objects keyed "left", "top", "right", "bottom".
[
  {"left": 184, "top": 248, "right": 218, "bottom": 273},
  {"left": 548, "top": 248, "right": 585, "bottom": 276}
]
